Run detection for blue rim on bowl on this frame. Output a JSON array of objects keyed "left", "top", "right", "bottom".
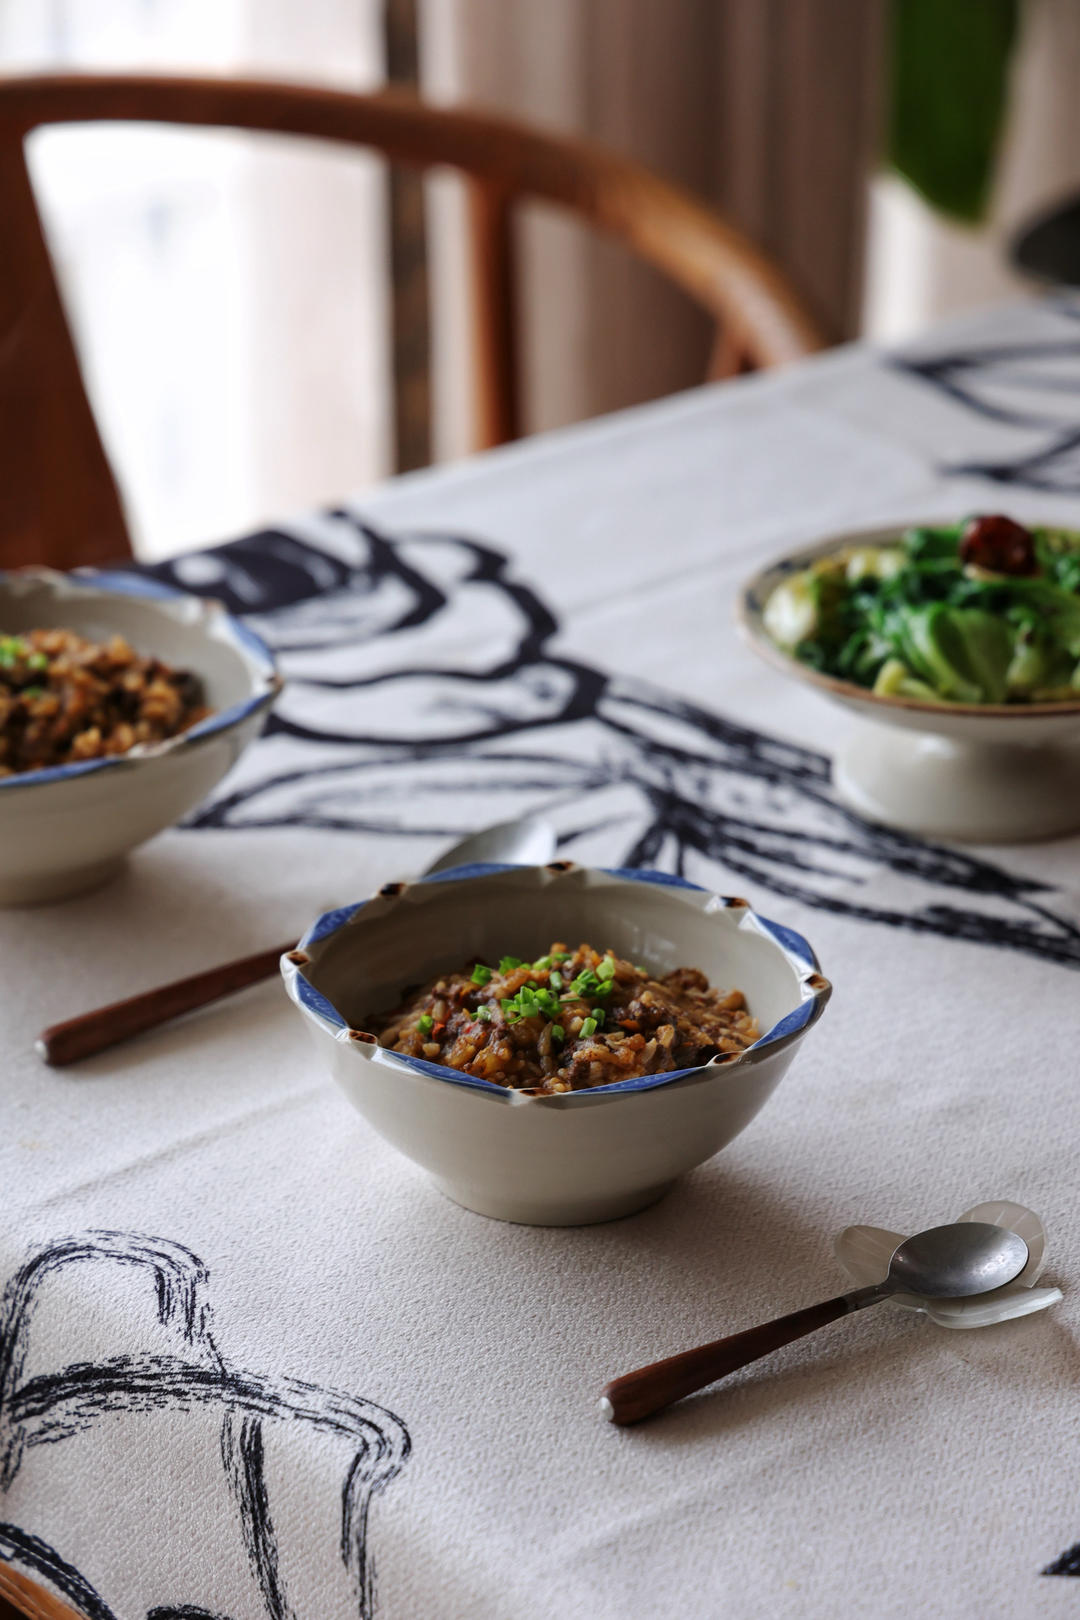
[
  {"left": 282, "top": 863, "right": 831, "bottom": 1101},
  {"left": 0, "top": 567, "right": 281, "bottom": 791}
]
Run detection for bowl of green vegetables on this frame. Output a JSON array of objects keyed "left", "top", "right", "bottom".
[{"left": 740, "top": 515, "right": 1080, "bottom": 843}]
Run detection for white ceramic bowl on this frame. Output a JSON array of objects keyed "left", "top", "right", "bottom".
[
  {"left": 282, "top": 863, "right": 831, "bottom": 1226},
  {"left": 0, "top": 568, "right": 280, "bottom": 903},
  {"left": 740, "top": 523, "right": 1080, "bottom": 843}
]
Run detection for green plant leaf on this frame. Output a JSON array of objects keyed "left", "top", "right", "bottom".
[{"left": 888, "top": 0, "right": 1020, "bottom": 223}]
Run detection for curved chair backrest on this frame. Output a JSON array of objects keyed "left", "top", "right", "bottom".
[{"left": 0, "top": 75, "right": 828, "bottom": 568}]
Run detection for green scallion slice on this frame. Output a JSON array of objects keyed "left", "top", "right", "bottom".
[
  {"left": 597, "top": 955, "right": 616, "bottom": 981},
  {"left": 498, "top": 956, "right": 524, "bottom": 973},
  {"left": 471, "top": 963, "right": 493, "bottom": 985},
  {"left": 580, "top": 1017, "right": 597, "bottom": 1038}
]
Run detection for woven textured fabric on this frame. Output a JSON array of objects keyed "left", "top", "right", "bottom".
[{"left": 3, "top": 299, "right": 1079, "bottom": 1620}]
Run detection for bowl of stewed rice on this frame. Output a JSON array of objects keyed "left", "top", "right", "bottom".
[
  {"left": 0, "top": 567, "right": 279, "bottom": 903},
  {"left": 282, "top": 862, "right": 831, "bottom": 1225}
]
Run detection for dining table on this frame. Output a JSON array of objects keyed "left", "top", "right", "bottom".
[{"left": 3, "top": 295, "right": 1080, "bottom": 1620}]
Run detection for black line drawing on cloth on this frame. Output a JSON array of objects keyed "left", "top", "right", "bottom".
[
  {"left": 891, "top": 329, "right": 1080, "bottom": 490},
  {"left": 133, "top": 515, "right": 1080, "bottom": 971},
  {"left": 0, "top": 1232, "right": 410, "bottom": 1620},
  {"left": 951, "top": 427, "right": 1080, "bottom": 492},
  {"left": 1044, "top": 1541, "right": 1080, "bottom": 1577}
]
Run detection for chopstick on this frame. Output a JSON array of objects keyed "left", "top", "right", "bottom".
[{"left": 37, "top": 941, "right": 298, "bottom": 1067}]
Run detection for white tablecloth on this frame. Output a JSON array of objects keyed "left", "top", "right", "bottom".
[{"left": 3, "top": 299, "right": 1080, "bottom": 1620}]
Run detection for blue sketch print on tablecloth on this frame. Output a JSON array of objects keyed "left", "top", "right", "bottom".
[
  {"left": 0, "top": 1233, "right": 410, "bottom": 1620},
  {"left": 136, "top": 512, "right": 1080, "bottom": 971}
]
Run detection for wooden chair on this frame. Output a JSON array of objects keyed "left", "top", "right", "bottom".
[
  {"left": 0, "top": 74, "right": 827, "bottom": 570},
  {"left": 0, "top": 1570, "right": 79, "bottom": 1620}
]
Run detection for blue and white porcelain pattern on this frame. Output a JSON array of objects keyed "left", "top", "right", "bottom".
[
  {"left": 282, "top": 863, "right": 831, "bottom": 1224},
  {"left": 0, "top": 568, "right": 279, "bottom": 902}
]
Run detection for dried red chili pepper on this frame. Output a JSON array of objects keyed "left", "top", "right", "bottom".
[{"left": 959, "top": 514, "right": 1038, "bottom": 576}]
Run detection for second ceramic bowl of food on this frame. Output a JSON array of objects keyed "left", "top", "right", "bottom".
[
  {"left": 282, "top": 863, "right": 831, "bottom": 1226},
  {"left": 740, "top": 521, "right": 1080, "bottom": 843},
  {"left": 0, "top": 568, "right": 280, "bottom": 903}
]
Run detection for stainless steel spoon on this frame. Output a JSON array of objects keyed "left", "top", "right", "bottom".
[
  {"left": 600, "top": 1221, "right": 1030, "bottom": 1424},
  {"left": 425, "top": 813, "right": 557, "bottom": 873},
  {"left": 38, "top": 813, "right": 557, "bottom": 1065}
]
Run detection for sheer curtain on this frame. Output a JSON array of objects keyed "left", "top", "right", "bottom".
[
  {"left": 1, "top": 0, "right": 882, "bottom": 561},
  {"left": 0, "top": 0, "right": 389, "bottom": 559}
]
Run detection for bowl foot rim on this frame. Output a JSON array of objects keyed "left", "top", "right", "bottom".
[
  {"left": 0, "top": 853, "right": 128, "bottom": 907},
  {"left": 835, "top": 727, "right": 1080, "bottom": 843},
  {"left": 429, "top": 1174, "right": 676, "bottom": 1227}
]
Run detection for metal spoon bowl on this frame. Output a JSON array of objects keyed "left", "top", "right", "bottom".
[
  {"left": 879, "top": 1221, "right": 1028, "bottom": 1300},
  {"left": 600, "top": 1219, "right": 1030, "bottom": 1425},
  {"left": 424, "top": 813, "right": 557, "bottom": 874}
]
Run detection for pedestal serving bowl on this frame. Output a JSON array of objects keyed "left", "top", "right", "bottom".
[{"left": 740, "top": 523, "right": 1080, "bottom": 843}]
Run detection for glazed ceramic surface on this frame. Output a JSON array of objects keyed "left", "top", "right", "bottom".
[
  {"left": 836, "top": 1201, "right": 1062, "bottom": 1329},
  {"left": 0, "top": 569, "right": 280, "bottom": 903},
  {"left": 740, "top": 524, "right": 1080, "bottom": 842},
  {"left": 282, "top": 863, "right": 831, "bottom": 1225}
]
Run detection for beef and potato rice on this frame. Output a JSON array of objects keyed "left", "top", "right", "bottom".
[
  {"left": 0, "top": 628, "right": 210, "bottom": 777},
  {"left": 367, "top": 942, "right": 760, "bottom": 1094}
]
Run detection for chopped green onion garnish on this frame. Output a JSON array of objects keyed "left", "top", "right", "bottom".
[
  {"left": 552, "top": 951, "right": 571, "bottom": 961},
  {"left": 594, "top": 980, "right": 613, "bottom": 998},
  {"left": 597, "top": 955, "right": 616, "bottom": 981},
  {"left": 498, "top": 956, "right": 524, "bottom": 973},
  {"left": 532, "top": 955, "right": 553, "bottom": 971},
  {"left": 551, "top": 1024, "right": 565, "bottom": 1043},
  {"left": 471, "top": 963, "right": 493, "bottom": 985},
  {"left": 549, "top": 972, "right": 562, "bottom": 991},
  {"left": 592, "top": 1007, "right": 605, "bottom": 1028},
  {"left": 21, "top": 686, "right": 43, "bottom": 698},
  {"left": 580, "top": 1017, "right": 598, "bottom": 1038},
  {"left": 417, "top": 1014, "right": 434, "bottom": 1034},
  {"left": 635, "top": 964, "right": 647, "bottom": 975},
  {"left": 474, "top": 1006, "right": 492, "bottom": 1022},
  {"left": 27, "top": 652, "right": 47, "bottom": 672}
]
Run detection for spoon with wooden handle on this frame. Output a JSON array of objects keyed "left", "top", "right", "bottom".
[
  {"left": 37, "top": 814, "right": 556, "bottom": 1066},
  {"left": 598, "top": 1221, "right": 1028, "bottom": 1425}
]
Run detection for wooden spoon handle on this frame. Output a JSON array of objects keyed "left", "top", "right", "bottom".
[
  {"left": 37, "top": 942, "right": 298, "bottom": 1066},
  {"left": 599, "top": 1294, "right": 854, "bottom": 1425}
]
